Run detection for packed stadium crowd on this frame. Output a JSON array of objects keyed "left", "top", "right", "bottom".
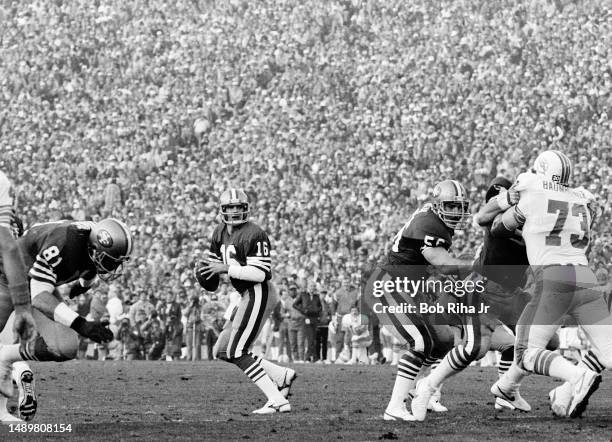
[{"left": 1, "top": 0, "right": 611, "bottom": 360}]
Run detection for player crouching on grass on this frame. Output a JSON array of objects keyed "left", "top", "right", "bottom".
[{"left": 195, "top": 189, "right": 296, "bottom": 414}]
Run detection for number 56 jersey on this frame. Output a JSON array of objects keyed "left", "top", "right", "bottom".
[{"left": 514, "top": 172, "right": 594, "bottom": 266}]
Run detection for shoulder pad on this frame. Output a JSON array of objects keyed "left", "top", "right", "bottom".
[
  {"left": 514, "top": 172, "right": 538, "bottom": 192},
  {"left": 574, "top": 186, "right": 596, "bottom": 202}
]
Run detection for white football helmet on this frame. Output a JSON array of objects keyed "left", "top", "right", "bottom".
[{"left": 532, "top": 150, "right": 572, "bottom": 186}]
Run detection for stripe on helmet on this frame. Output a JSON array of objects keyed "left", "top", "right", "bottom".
[
  {"left": 111, "top": 218, "right": 133, "bottom": 256},
  {"left": 230, "top": 188, "right": 237, "bottom": 201},
  {"left": 451, "top": 180, "right": 463, "bottom": 199},
  {"left": 553, "top": 151, "right": 571, "bottom": 185}
]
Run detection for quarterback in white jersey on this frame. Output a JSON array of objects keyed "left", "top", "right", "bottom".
[{"left": 490, "top": 150, "right": 612, "bottom": 418}]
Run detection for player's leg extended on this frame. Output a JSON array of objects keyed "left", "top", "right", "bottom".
[
  {"left": 415, "top": 307, "right": 493, "bottom": 421},
  {"left": 222, "top": 283, "right": 289, "bottom": 414},
  {"left": 247, "top": 284, "right": 296, "bottom": 399},
  {"left": 513, "top": 266, "right": 600, "bottom": 417},
  {"left": 377, "top": 280, "right": 434, "bottom": 421}
]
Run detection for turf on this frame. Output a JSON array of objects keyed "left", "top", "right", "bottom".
[{"left": 1, "top": 361, "right": 610, "bottom": 441}]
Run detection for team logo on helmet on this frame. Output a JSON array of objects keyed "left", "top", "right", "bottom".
[
  {"left": 535, "top": 158, "right": 548, "bottom": 174},
  {"left": 97, "top": 230, "right": 113, "bottom": 248}
]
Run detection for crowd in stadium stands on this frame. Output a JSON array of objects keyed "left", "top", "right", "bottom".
[{"left": 1, "top": 0, "right": 611, "bottom": 360}]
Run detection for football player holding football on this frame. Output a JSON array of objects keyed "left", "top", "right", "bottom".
[
  {"left": 195, "top": 189, "right": 296, "bottom": 415},
  {"left": 372, "top": 179, "right": 474, "bottom": 421},
  {"left": 0, "top": 171, "right": 36, "bottom": 423},
  {"left": 0, "top": 218, "right": 131, "bottom": 420},
  {"left": 492, "top": 150, "right": 612, "bottom": 418}
]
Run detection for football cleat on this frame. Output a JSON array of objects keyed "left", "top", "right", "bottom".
[
  {"left": 0, "top": 360, "right": 13, "bottom": 398},
  {"left": 17, "top": 370, "right": 36, "bottom": 421},
  {"left": 384, "top": 404, "right": 417, "bottom": 421},
  {"left": 494, "top": 397, "right": 515, "bottom": 411},
  {"left": 411, "top": 380, "right": 448, "bottom": 412},
  {"left": 411, "top": 378, "right": 435, "bottom": 421},
  {"left": 490, "top": 381, "right": 531, "bottom": 412},
  {"left": 568, "top": 370, "right": 601, "bottom": 418},
  {"left": 252, "top": 400, "right": 291, "bottom": 415},
  {"left": 428, "top": 394, "right": 448, "bottom": 413},
  {"left": 279, "top": 368, "right": 297, "bottom": 399},
  {"left": 549, "top": 382, "right": 572, "bottom": 417}
]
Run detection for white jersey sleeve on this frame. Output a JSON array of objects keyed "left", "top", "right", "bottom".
[
  {"left": 518, "top": 174, "right": 591, "bottom": 266},
  {"left": 0, "top": 171, "right": 13, "bottom": 229}
]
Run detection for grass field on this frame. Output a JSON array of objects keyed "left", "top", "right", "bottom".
[{"left": 1, "top": 360, "right": 610, "bottom": 441}]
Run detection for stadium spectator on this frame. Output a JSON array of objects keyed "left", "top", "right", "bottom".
[
  {"left": 287, "top": 285, "right": 306, "bottom": 363},
  {"left": 293, "top": 283, "right": 323, "bottom": 363},
  {"left": 0, "top": 0, "right": 610, "bottom": 366},
  {"left": 185, "top": 295, "right": 203, "bottom": 361},
  {"left": 316, "top": 290, "right": 333, "bottom": 363}
]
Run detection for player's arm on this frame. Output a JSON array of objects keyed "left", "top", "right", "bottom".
[
  {"left": 422, "top": 247, "right": 474, "bottom": 276},
  {"left": 67, "top": 272, "right": 98, "bottom": 298},
  {"left": 474, "top": 188, "right": 519, "bottom": 226},
  {"left": 230, "top": 232, "right": 272, "bottom": 282},
  {"left": 490, "top": 206, "right": 525, "bottom": 237},
  {"left": 29, "top": 253, "right": 112, "bottom": 343}
]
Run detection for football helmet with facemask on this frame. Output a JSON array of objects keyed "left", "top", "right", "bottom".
[
  {"left": 219, "top": 188, "right": 249, "bottom": 225},
  {"left": 432, "top": 180, "right": 471, "bottom": 230},
  {"left": 531, "top": 150, "right": 572, "bottom": 186},
  {"left": 88, "top": 218, "right": 133, "bottom": 282}
]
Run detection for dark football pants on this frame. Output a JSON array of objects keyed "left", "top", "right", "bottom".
[{"left": 0, "top": 281, "right": 79, "bottom": 360}]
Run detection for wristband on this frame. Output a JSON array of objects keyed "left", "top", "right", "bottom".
[
  {"left": 495, "top": 192, "right": 511, "bottom": 210},
  {"left": 8, "top": 282, "right": 31, "bottom": 307}
]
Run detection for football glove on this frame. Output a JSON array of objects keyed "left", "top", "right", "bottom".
[{"left": 71, "top": 317, "right": 113, "bottom": 343}]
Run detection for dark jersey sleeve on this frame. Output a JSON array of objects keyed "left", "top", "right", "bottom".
[
  {"left": 403, "top": 211, "right": 452, "bottom": 253},
  {"left": 206, "top": 225, "right": 223, "bottom": 263},
  {"left": 26, "top": 226, "right": 66, "bottom": 286},
  {"left": 242, "top": 228, "right": 272, "bottom": 280}
]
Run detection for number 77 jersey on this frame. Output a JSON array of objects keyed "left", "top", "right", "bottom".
[{"left": 514, "top": 172, "right": 594, "bottom": 266}]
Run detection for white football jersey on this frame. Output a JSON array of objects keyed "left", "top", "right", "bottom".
[
  {"left": 514, "top": 172, "right": 593, "bottom": 266},
  {"left": 0, "top": 170, "right": 13, "bottom": 230}
]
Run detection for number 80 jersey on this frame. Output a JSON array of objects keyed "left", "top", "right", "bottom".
[
  {"left": 208, "top": 221, "right": 272, "bottom": 294},
  {"left": 514, "top": 172, "right": 594, "bottom": 266}
]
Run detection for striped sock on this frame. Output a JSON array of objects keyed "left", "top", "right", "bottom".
[
  {"left": 235, "top": 354, "right": 285, "bottom": 403},
  {"left": 530, "top": 349, "right": 583, "bottom": 383},
  {"left": 428, "top": 349, "right": 467, "bottom": 389},
  {"left": 498, "top": 347, "right": 514, "bottom": 378},
  {"left": 446, "top": 345, "right": 472, "bottom": 372},
  {"left": 240, "top": 356, "right": 267, "bottom": 383},
  {"left": 388, "top": 351, "right": 424, "bottom": 409},
  {"left": 581, "top": 350, "right": 605, "bottom": 374},
  {"left": 250, "top": 353, "right": 287, "bottom": 387}
]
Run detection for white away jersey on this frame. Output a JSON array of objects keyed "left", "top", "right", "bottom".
[{"left": 514, "top": 172, "right": 594, "bottom": 266}]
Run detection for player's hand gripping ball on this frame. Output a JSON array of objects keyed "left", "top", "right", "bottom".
[{"left": 195, "top": 260, "right": 220, "bottom": 292}]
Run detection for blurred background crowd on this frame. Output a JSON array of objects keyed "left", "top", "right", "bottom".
[{"left": 0, "top": 0, "right": 610, "bottom": 361}]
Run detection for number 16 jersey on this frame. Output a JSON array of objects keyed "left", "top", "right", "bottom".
[
  {"left": 514, "top": 172, "right": 594, "bottom": 266},
  {"left": 208, "top": 221, "right": 272, "bottom": 294}
]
